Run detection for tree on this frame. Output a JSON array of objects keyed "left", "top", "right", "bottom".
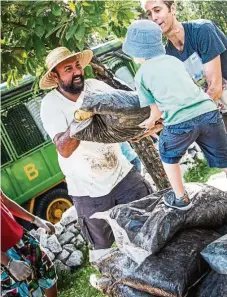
[
  {"left": 176, "top": 1, "right": 227, "bottom": 33},
  {"left": 2, "top": 0, "right": 226, "bottom": 84},
  {"left": 1, "top": 1, "right": 140, "bottom": 85}
]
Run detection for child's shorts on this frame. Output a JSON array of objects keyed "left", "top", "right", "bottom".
[{"left": 159, "top": 110, "right": 227, "bottom": 167}]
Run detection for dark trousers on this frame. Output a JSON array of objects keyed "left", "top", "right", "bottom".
[{"left": 71, "top": 168, "right": 152, "bottom": 249}]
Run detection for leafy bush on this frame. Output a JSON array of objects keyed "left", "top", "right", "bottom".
[{"left": 184, "top": 159, "right": 221, "bottom": 183}]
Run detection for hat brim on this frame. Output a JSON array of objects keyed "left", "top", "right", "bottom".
[{"left": 39, "top": 50, "right": 93, "bottom": 90}]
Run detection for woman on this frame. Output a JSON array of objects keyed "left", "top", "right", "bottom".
[{"left": 1, "top": 189, "right": 58, "bottom": 297}]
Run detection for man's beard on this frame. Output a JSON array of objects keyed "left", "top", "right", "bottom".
[{"left": 59, "top": 75, "right": 85, "bottom": 94}]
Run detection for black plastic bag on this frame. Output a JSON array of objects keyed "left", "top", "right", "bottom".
[
  {"left": 188, "top": 271, "right": 227, "bottom": 297},
  {"left": 109, "top": 284, "right": 156, "bottom": 297},
  {"left": 92, "top": 183, "right": 227, "bottom": 262},
  {"left": 214, "top": 222, "right": 227, "bottom": 236},
  {"left": 201, "top": 234, "right": 227, "bottom": 274},
  {"left": 90, "top": 275, "right": 155, "bottom": 297},
  {"left": 92, "top": 229, "right": 220, "bottom": 297},
  {"left": 70, "top": 90, "right": 163, "bottom": 143}
]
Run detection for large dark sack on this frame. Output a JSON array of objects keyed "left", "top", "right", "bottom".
[
  {"left": 92, "top": 183, "right": 227, "bottom": 262},
  {"left": 188, "top": 271, "right": 227, "bottom": 297},
  {"left": 70, "top": 90, "right": 163, "bottom": 143},
  {"left": 91, "top": 229, "right": 220, "bottom": 297},
  {"left": 214, "top": 222, "right": 227, "bottom": 236},
  {"left": 90, "top": 275, "right": 155, "bottom": 297},
  {"left": 201, "top": 234, "right": 227, "bottom": 274}
]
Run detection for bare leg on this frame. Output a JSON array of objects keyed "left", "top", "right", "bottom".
[
  {"left": 162, "top": 162, "right": 185, "bottom": 198},
  {"left": 43, "top": 284, "right": 58, "bottom": 297}
]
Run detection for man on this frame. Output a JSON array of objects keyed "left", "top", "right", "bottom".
[
  {"left": 1, "top": 190, "right": 57, "bottom": 297},
  {"left": 143, "top": 0, "right": 227, "bottom": 126},
  {"left": 39, "top": 47, "right": 152, "bottom": 250}
]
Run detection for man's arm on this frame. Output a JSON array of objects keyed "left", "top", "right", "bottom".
[
  {"left": 41, "top": 96, "right": 81, "bottom": 158},
  {"left": 196, "top": 22, "right": 226, "bottom": 100},
  {"left": 53, "top": 126, "right": 80, "bottom": 158},
  {"left": 204, "top": 55, "right": 223, "bottom": 100}
]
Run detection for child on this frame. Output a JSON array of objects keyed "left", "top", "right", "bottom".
[{"left": 123, "top": 20, "right": 227, "bottom": 210}]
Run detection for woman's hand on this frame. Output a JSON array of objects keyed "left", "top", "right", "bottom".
[{"left": 33, "top": 217, "right": 55, "bottom": 235}]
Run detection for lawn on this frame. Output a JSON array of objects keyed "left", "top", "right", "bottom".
[{"left": 58, "top": 264, "right": 105, "bottom": 297}]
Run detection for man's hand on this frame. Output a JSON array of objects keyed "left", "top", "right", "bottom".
[
  {"left": 33, "top": 217, "right": 55, "bottom": 235},
  {"left": 8, "top": 259, "right": 32, "bottom": 281}
]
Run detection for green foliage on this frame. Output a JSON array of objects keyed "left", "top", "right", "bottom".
[
  {"left": 2, "top": 0, "right": 226, "bottom": 86},
  {"left": 184, "top": 159, "right": 221, "bottom": 183},
  {"left": 58, "top": 264, "right": 104, "bottom": 297},
  {"left": 1, "top": 0, "right": 140, "bottom": 85},
  {"left": 176, "top": 1, "right": 227, "bottom": 33}
]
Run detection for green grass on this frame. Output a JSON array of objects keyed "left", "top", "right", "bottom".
[
  {"left": 184, "top": 159, "right": 221, "bottom": 183},
  {"left": 58, "top": 264, "right": 105, "bottom": 297}
]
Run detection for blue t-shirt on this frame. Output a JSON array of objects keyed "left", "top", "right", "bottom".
[{"left": 166, "top": 20, "right": 227, "bottom": 88}]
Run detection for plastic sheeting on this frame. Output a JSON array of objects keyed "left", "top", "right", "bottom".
[
  {"left": 70, "top": 90, "right": 163, "bottom": 143},
  {"left": 188, "top": 271, "right": 227, "bottom": 297},
  {"left": 215, "top": 223, "right": 227, "bottom": 236},
  {"left": 91, "top": 229, "right": 220, "bottom": 297},
  {"left": 90, "top": 274, "right": 155, "bottom": 297},
  {"left": 201, "top": 234, "right": 227, "bottom": 274},
  {"left": 92, "top": 183, "right": 227, "bottom": 263}
]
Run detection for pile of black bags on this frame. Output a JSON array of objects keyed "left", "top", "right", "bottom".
[{"left": 90, "top": 183, "right": 227, "bottom": 297}]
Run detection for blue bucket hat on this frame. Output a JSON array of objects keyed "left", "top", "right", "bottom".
[{"left": 122, "top": 20, "right": 166, "bottom": 59}]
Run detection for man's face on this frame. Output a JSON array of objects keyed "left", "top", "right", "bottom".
[
  {"left": 53, "top": 56, "right": 85, "bottom": 94},
  {"left": 145, "top": 0, "right": 175, "bottom": 34}
]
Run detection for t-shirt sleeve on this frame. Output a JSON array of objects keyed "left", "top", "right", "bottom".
[
  {"left": 197, "top": 22, "right": 226, "bottom": 64},
  {"left": 40, "top": 98, "right": 68, "bottom": 141},
  {"left": 135, "top": 72, "right": 156, "bottom": 107}
]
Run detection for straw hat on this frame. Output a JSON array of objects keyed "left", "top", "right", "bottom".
[{"left": 39, "top": 47, "right": 93, "bottom": 89}]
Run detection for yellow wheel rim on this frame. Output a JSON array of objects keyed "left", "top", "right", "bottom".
[{"left": 46, "top": 198, "right": 72, "bottom": 224}]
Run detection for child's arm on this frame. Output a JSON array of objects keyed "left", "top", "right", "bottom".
[{"left": 139, "top": 103, "right": 163, "bottom": 129}]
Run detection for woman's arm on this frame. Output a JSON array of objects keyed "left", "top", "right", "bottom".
[
  {"left": 1, "top": 251, "right": 10, "bottom": 266},
  {"left": 1, "top": 190, "right": 35, "bottom": 223},
  {"left": 1, "top": 190, "right": 55, "bottom": 234}
]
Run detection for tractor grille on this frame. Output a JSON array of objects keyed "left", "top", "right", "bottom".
[{"left": 1, "top": 104, "right": 45, "bottom": 156}]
